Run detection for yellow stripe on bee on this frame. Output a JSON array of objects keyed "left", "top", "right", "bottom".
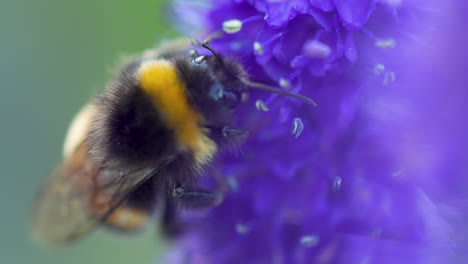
[{"left": 138, "top": 60, "right": 216, "bottom": 165}]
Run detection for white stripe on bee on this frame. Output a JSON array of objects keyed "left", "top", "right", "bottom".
[{"left": 63, "top": 104, "right": 95, "bottom": 157}]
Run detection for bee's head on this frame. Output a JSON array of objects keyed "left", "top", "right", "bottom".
[{"left": 173, "top": 54, "right": 249, "bottom": 130}]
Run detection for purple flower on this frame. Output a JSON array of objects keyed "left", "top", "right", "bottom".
[{"left": 167, "top": 0, "right": 468, "bottom": 263}]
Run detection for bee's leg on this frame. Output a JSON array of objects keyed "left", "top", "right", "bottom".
[
  {"left": 162, "top": 186, "right": 225, "bottom": 236},
  {"left": 172, "top": 186, "right": 224, "bottom": 209},
  {"left": 221, "top": 126, "right": 249, "bottom": 145},
  {"left": 161, "top": 198, "right": 182, "bottom": 237}
]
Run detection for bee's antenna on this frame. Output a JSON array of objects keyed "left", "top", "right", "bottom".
[
  {"left": 190, "top": 31, "right": 226, "bottom": 62},
  {"left": 239, "top": 78, "right": 317, "bottom": 106},
  {"left": 201, "top": 42, "right": 223, "bottom": 62}
]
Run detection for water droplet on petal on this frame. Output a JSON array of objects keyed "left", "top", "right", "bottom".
[
  {"left": 223, "top": 19, "right": 243, "bottom": 34},
  {"left": 300, "top": 235, "right": 320, "bottom": 247},
  {"left": 255, "top": 100, "right": 269, "bottom": 112},
  {"left": 291, "top": 118, "right": 304, "bottom": 138}
]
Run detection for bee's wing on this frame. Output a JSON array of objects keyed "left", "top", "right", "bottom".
[
  {"left": 32, "top": 104, "right": 171, "bottom": 245},
  {"left": 32, "top": 140, "right": 172, "bottom": 245},
  {"left": 31, "top": 142, "right": 101, "bottom": 245}
]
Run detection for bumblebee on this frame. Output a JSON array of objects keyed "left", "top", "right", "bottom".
[{"left": 32, "top": 39, "right": 315, "bottom": 245}]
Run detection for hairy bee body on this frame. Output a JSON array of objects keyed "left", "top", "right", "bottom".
[{"left": 32, "top": 40, "right": 249, "bottom": 245}]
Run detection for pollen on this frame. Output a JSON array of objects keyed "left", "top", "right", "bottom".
[
  {"left": 235, "top": 223, "right": 250, "bottom": 235},
  {"left": 255, "top": 100, "right": 269, "bottom": 112},
  {"left": 303, "top": 40, "right": 331, "bottom": 59},
  {"left": 279, "top": 78, "right": 291, "bottom": 89},
  {"left": 300, "top": 235, "right": 320, "bottom": 247},
  {"left": 373, "top": 64, "right": 385, "bottom": 75},
  {"left": 223, "top": 19, "right": 243, "bottom": 34},
  {"left": 253, "top": 41, "right": 264, "bottom": 55},
  {"left": 332, "top": 176, "right": 342, "bottom": 192},
  {"left": 291, "top": 118, "right": 304, "bottom": 139},
  {"left": 375, "top": 38, "right": 396, "bottom": 49}
]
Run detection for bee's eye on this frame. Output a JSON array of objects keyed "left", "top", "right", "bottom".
[
  {"left": 208, "top": 83, "right": 239, "bottom": 109},
  {"left": 221, "top": 91, "right": 239, "bottom": 109}
]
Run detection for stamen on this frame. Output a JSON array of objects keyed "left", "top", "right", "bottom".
[
  {"left": 223, "top": 19, "right": 243, "bottom": 34},
  {"left": 392, "top": 168, "right": 406, "bottom": 178},
  {"left": 375, "top": 38, "right": 396, "bottom": 49},
  {"left": 264, "top": 94, "right": 277, "bottom": 105},
  {"left": 363, "top": 29, "right": 396, "bottom": 49},
  {"left": 264, "top": 78, "right": 292, "bottom": 105},
  {"left": 383, "top": 71, "right": 396, "bottom": 85},
  {"left": 289, "top": 69, "right": 303, "bottom": 82},
  {"left": 263, "top": 32, "right": 284, "bottom": 46},
  {"left": 332, "top": 176, "right": 342, "bottom": 192},
  {"left": 235, "top": 223, "right": 250, "bottom": 235},
  {"left": 300, "top": 235, "right": 320, "bottom": 247},
  {"left": 221, "top": 15, "right": 263, "bottom": 35},
  {"left": 255, "top": 100, "right": 270, "bottom": 112},
  {"left": 241, "top": 14, "right": 264, "bottom": 24},
  {"left": 362, "top": 28, "right": 377, "bottom": 39},
  {"left": 227, "top": 176, "right": 239, "bottom": 192},
  {"left": 253, "top": 41, "right": 264, "bottom": 55},
  {"left": 373, "top": 64, "right": 385, "bottom": 75},
  {"left": 279, "top": 78, "right": 292, "bottom": 89},
  {"left": 303, "top": 40, "right": 331, "bottom": 59},
  {"left": 203, "top": 31, "right": 224, "bottom": 43},
  {"left": 291, "top": 118, "right": 304, "bottom": 139},
  {"left": 253, "top": 32, "right": 284, "bottom": 55}
]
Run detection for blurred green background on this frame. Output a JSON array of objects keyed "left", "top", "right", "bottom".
[{"left": 0, "top": 1, "right": 177, "bottom": 263}]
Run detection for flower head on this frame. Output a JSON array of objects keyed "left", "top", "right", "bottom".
[{"left": 167, "top": 0, "right": 468, "bottom": 263}]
